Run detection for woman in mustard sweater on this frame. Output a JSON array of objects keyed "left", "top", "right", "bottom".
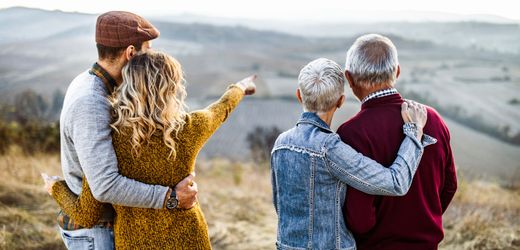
[{"left": 47, "top": 50, "right": 256, "bottom": 249}]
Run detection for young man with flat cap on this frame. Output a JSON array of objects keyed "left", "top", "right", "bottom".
[{"left": 43, "top": 11, "right": 198, "bottom": 250}]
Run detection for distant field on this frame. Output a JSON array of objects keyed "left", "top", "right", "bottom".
[
  {"left": 400, "top": 60, "right": 520, "bottom": 136},
  {"left": 0, "top": 151, "right": 518, "bottom": 249}
]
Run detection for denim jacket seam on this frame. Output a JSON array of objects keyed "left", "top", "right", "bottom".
[
  {"left": 322, "top": 133, "right": 338, "bottom": 150},
  {"left": 403, "top": 124, "right": 438, "bottom": 149},
  {"left": 276, "top": 241, "right": 307, "bottom": 250},
  {"left": 335, "top": 181, "right": 341, "bottom": 249},
  {"left": 296, "top": 120, "right": 333, "bottom": 133},
  {"left": 307, "top": 156, "right": 316, "bottom": 249},
  {"left": 422, "top": 134, "right": 438, "bottom": 146},
  {"left": 272, "top": 144, "right": 323, "bottom": 157},
  {"left": 272, "top": 168, "right": 281, "bottom": 243}
]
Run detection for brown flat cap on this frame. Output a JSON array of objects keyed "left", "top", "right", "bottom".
[{"left": 96, "top": 11, "right": 159, "bottom": 47}]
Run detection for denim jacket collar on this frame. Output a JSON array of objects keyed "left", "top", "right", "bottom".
[{"left": 296, "top": 112, "right": 333, "bottom": 133}]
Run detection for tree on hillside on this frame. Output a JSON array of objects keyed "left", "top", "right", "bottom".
[
  {"left": 246, "top": 126, "right": 282, "bottom": 164},
  {"left": 13, "top": 90, "right": 48, "bottom": 124},
  {"left": 0, "top": 120, "right": 10, "bottom": 155},
  {"left": 49, "top": 89, "right": 65, "bottom": 120},
  {"left": 15, "top": 121, "right": 60, "bottom": 155},
  {"left": 0, "top": 90, "right": 61, "bottom": 155}
]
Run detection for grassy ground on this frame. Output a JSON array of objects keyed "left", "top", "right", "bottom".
[
  {"left": 0, "top": 149, "right": 64, "bottom": 250},
  {"left": 0, "top": 151, "right": 519, "bottom": 250},
  {"left": 440, "top": 179, "right": 520, "bottom": 250}
]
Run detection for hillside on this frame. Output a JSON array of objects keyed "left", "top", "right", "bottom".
[
  {"left": 0, "top": 7, "right": 92, "bottom": 44},
  {"left": 156, "top": 12, "right": 520, "bottom": 54},
  {"left": 0, "top": 7, "right": 519, "bottom": 181},
  {"left": 282, "top": 22, "right": 520, "bottom": 55},
  {"left": 2, "top": 7, "right": 517, "bottom": 99}
]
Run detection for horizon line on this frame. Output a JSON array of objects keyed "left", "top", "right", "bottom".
[{"left": 1, "top": 5, "right": 519, "bottom": 24}]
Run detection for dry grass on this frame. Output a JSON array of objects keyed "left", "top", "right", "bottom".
[
  {"left": 0, "top": 148, "right": 64, "bottom": 250},
  {"left": 0, "top": 150, "right": 519, "bottom": 250},
  {"left": 196, "top": 159, "right": 276, "bottom": 250},
  {"left": 0, "top": 151, "right": 277, "bottom": 250},
  {"left": 440, "top": 179, "right": 520, "bottom": 250}
]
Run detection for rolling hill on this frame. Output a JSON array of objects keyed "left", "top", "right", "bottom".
[{"left": 0, "top": 7, "right": 519, "bottom": 181}]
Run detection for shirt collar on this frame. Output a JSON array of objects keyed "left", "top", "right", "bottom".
[
  {"left": 296, "top": 112, "right": 333, "bottom": 133},
  {"left": 361, "top": 88, "right": 399, "bottom": 104},
  {"left": 89, "top": 62, "right": 117, "bottom": 94}
]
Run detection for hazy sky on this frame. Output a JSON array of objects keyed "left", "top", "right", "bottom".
[{"left": 1, "top": 0, "right": 519, "bottom": 21}]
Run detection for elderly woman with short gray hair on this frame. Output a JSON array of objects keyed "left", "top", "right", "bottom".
[{"left": 270, "top": 58, "right": 433, "bottom": 250}]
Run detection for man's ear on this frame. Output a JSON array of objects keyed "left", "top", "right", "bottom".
[
  {"left": 296, "top": 88, "right": 303, "bottom": 104},
  {"left": 396, "top": 65, "right": 401, "bottom": 80},
  {"left": 124, "top": 45, "right": 136, "bottom": 61},
  {"left": 344, "top": 70, "right": 355, "bottom": 88},
  {"left": 337, "top": 94, "right": 345, "bottom": 109}
]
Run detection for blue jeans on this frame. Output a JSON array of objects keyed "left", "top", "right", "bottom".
[{"left": 59, "top": 226, "right": 114, "bottom": 250}]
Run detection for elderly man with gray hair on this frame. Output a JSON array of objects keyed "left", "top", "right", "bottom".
[
  {"left": 270, "top": 58, "right": 435, "bottom": 249},
  {"left": 339, "top": 34, "right": 457, "bottom": 250}
]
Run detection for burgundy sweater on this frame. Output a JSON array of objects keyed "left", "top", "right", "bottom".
[{"left": 337, "top": 93, "right": 457, "bottom": 250}]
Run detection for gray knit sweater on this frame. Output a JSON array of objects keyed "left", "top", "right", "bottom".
[{"left": 59, "top": 70, "right": 169, "bottom": 217}]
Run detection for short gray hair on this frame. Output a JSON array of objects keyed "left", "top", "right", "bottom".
[
  {"left": 345, "top": 34, "right": 399, "bottom": 88},
  {"left": 298, "top": 58, "right": 345, "bottom": 113}
]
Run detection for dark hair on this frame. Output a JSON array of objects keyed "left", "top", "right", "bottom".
[{"left": 96, "top": 42, "right": 144, "bottom": 61}]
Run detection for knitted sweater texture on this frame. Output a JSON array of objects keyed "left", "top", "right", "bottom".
[{"left": 52, "top": 85, "right": 244, "bottom": 249}]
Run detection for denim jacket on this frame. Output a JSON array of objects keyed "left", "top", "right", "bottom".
[{"left": 270, "top": 112, "right": 436, "bottom": 250}]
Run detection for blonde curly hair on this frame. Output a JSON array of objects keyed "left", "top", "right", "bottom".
[{"left": 110, "top": 50, "right": 187, "bottom": 158}]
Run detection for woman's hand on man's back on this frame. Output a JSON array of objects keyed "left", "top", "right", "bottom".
[{"left": 401, "top": 100, "right": 428, "bottom": 139}]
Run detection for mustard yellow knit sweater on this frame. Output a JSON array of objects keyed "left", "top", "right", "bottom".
[{"left": 51, "top": 85, "right": 244, "bottom": 249}]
